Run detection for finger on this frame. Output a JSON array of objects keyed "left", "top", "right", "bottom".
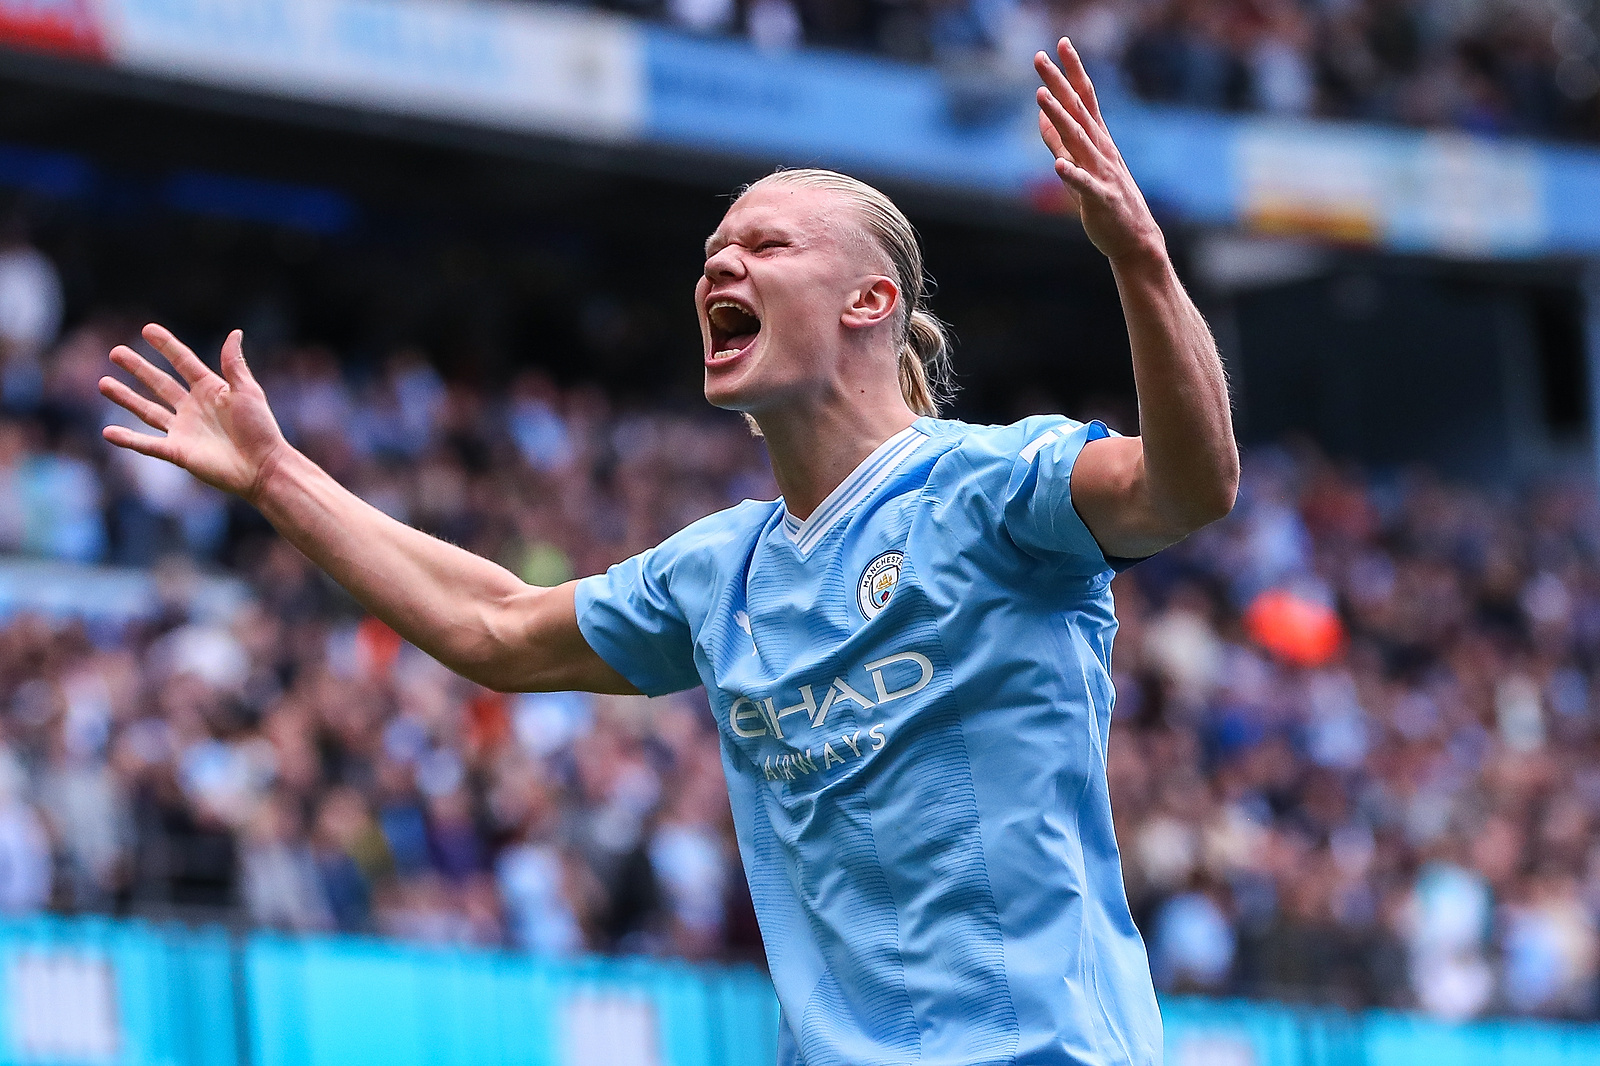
[
  {"left": 1055, "top": 156, "right": 1107, "bottom": 200},
  {"left": 1037, "top": 87, "right": 1100, "bottom": 170},
  {"left": 109, "top": 345, "right": 188, "bottom": 408},
  {"left": 142, "top": 323, "right": 217, "bottom": 388},
  {"left": 1038, "top": 113, "right": 1085, "bottom": 208},
  {"left": 218, "top": 329, "right": 257, "bottom": 391},
  {"left": 1038, "top": 109, "right": 1073, "bottom": 163},
  {"left": 1055, "top": 37, "right": 1105, "bottom": 125},
  {"left": 1035, "top": 53, "right": 1104, "bottom": 152},
  {"left": 102, "top": 424, "right": 179, "bottom": 463},
  {"left": 99, "top": 376, "right": 174, "bottom": 432}
]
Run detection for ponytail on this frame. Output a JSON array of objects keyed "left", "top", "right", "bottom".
[
  {"left": 742, "top": 168, "right": 957, "bottom": 416},
  {"left": 898, "top": 309, "right": 954, "bottom": 417}
]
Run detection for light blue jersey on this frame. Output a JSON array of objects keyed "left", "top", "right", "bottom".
[{"left": 575, "top": 416, "right": 1161, "bottom": 1066}]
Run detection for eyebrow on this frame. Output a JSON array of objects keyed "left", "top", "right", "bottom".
[
  {"left": 703, "top": 229, "right": 744, "bottom": 258},
  {"left": 704, "top": 222, "right": 793, "bottom": 258}
]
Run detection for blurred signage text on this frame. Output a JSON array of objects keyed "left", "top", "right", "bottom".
[
  {"left": 97, "top": 0, "right": 644, "bottom": 139},
  {"left": 6, "top": 949, "right": 121, "bottom": 1063}
]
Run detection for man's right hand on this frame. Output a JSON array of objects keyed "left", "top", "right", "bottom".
[
  {"left": 100, "top": 324, "right": 289, "bottom": 504},
  {"left": 97, "top": 321, "right": 635, "bottom": 696}
]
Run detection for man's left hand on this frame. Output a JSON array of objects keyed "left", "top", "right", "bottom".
[{"left": 1035, "top": 39, "right": 1165, "bottom": 265}]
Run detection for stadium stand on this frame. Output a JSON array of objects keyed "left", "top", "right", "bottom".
[
  {"left": 2, "top": 217, "right": 1600, "bottom": 1021},
  {"left": 623, "top": 0, "right": 1600, "bottom": 142}
]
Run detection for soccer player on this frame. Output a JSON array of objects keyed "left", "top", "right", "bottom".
[{"left": 101, "top": 40, "right": 1235, "bottom": 1066}]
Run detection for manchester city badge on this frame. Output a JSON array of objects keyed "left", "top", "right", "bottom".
[{"left": 857, "top": 550, "right": 904, "bottom": 619}]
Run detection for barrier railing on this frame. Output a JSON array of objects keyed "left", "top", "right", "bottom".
[{"left": 2, "top": 914, "right": 1600, "bottom": 1066}]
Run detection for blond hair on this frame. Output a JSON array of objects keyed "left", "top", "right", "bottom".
[{"left": 740, "top": 168, "right": 955, "bottom": 416}]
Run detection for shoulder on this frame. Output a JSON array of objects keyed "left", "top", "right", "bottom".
[
  {"left": 914, "top": 415, "right": 1120, "bottom": 575},
  {"left": 669, "top": 496, "right": 779, "bottom": 545},
  {"left": 579, "top": 497, "right": 777, "bottom": 619},
  {"left": 651, "top": 498, "right": 779, "bottom": 571},
  {"left": 919, "top": 415, "right": 1098, "bottom": 480},
  {"left": 631, "top": 498, "right": 781, "bottom": 597}
]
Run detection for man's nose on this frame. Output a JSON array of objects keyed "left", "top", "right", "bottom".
[{"left": 704, "top": 246, "right": 745, "bottom": 281}]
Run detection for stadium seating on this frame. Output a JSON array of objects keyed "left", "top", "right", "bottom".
[{"left": 0, "top": 323, "right": 1599, "bottom": 1020}]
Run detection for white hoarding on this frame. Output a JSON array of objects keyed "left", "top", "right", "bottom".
[{"left": 99, "top": 0, "right": 645, "bottom": 140}]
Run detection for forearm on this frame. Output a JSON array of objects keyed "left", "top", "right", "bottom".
[
  {"left": 1111, "top": 244, "right": 1238, "bottom": 529},
  {"left": 100, "top": 324, "right": 623, "bottom": 692},
  {"left": 249, "top": 446, "right": 542, "bottom": 681},
  {"left": 1028, "top": 39, "right": 1235, "bottom": 545}
]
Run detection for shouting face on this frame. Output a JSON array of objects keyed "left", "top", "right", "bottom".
[{"left": 696, "top": 182, "right": 900, "bottom": 416}]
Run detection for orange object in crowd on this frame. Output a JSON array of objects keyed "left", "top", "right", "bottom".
[
  {"left": 355, "top": 616, "right": 404, "bottom": 679},
  {"left": 1244, "top": 587, "right": 1345, "bottom": 668}
]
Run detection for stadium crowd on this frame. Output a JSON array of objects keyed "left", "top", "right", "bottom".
[
  {"left": 2, "top": 242, "right": 1600, "bottom": 1021},
  {"left": 633, "top": 0, "right": 1600, "bottom": 142}
]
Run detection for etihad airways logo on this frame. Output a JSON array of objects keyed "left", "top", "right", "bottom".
[
  {"left": 727, "top": 650, "right": 935, "bottom": 782},
  {"left": 726, "top": 650, "right": 933, "bottom": 740}
]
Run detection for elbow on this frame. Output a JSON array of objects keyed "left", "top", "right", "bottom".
[
  {"left": 1163, "top": 468, "right": 1239, "bottom": 538},
  {"left": 1195, "top": 447, "right": 1241, "bottom": 526},
  {"left": 452, "top": 584, "right": 564, "bottom": 693},
  {"left": 1200, "top": 467, "right": 1240, "bottom": 525},
  {"left": 448, "top": 639, "right": 535, "bottom": 694},
  {"left": 433, "top": 639, "right": 510, "bottom": 692},
  {"left": 420, "top": 608, "right": 517, "bottom": 692},
  {"left": 475, "top": 673, "right": 525, "bottom": 696}
]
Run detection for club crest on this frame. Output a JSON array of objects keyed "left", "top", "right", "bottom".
[{"left": 857, "top": 551, "right": 904, "bottom": 619}]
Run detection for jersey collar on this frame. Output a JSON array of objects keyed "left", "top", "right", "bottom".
[{"left": 779, "top": 424, "right": 928, "bottom": 556}]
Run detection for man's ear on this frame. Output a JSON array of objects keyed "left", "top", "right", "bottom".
[{"left": 841, "top": 277, "right": 900, "bottom": 331}]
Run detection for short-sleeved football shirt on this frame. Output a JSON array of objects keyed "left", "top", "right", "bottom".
[{"left": 576, "top": 416, "right": 1161, "bottom": 1066}]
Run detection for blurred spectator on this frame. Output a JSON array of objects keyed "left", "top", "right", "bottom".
[
  {"left": 1150, "top": 878, "right": 1236, "bottom": 991},
  {"left": 748, "top": 0, "right": 805, "bottom": 49},
  {"left": 1501, "top": 871, "right": 1599, "bottom": 1016},
  {"left": 0, "top": 222, "right": 62, "bottom": 410},
  {"left": 0, "top": 748, "right": 51, "bottom": 914},
  {"left": 632, "top": 0, "right": 1600, "bottom": 142},
  {"left": 669, "top": 0, "right": 737, "bottom": 34},
  {"left": 311, "top": 788, "right": 389, "bottom": 931},
  {"left": 39, "top": 686, "right": 132, "bottom": 910},
  {"left": 496, "top": 773, "right": 598, "bottom": 954},
  {"left": 1405, "top": 857, "right": 1495, "bottom": 1018},
  {"left": 241, "top": 792, "right": 332, "bottom": 932}
]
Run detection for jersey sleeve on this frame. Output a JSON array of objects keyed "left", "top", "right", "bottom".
[
  {"left": 997, "top": 417, "right": 1117, "bottom": 577},
  {"left": 574, "top": 541, "right": 703, "bottom": 698}
]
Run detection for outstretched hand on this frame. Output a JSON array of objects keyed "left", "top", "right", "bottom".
[
  {"left": 1035, "top": 39, "right": 1164, "bottom": 264},
  {"left": 100, "top": 324, "right": 289, "bottom": 503}
]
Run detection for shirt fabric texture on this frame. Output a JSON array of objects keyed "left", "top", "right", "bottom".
[{"left": 575, "top": 415, "right": 1162, "bottom": 1066}]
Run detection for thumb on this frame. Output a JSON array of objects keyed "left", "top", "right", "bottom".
[{"left": 219, "top": 329, "right": 257, "bottom": 390}]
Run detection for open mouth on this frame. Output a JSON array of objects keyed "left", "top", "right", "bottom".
[{"left": 707, "top": 299, "right": 761, "bottom": 362}]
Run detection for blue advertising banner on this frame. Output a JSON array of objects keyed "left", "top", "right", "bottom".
[
  {"left": 0, "top": 916, "right": 237, "bottom": 1066},
  {"left": 639, "top": 28, "right": 1600, "bottom": 260},
  {"left": 1, "top": 916, "right": 1600, "bottom": 1066},
  {"left": 245, "top": 934, "right": 779, "bottom": 1066}
]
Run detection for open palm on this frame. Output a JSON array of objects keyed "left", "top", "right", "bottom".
[
  {"left": 100, "top": 324, "right": 288, "bottom": 502},
  {"left": 1034, "top": 38, "right": 1164, "bottom": 263}
]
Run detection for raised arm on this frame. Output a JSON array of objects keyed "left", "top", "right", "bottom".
[
  {"left": 1034, "top": 39, "right": 1239, "bottom": 560},
  {"left": 101, "top": 324, "right": 636, "bottom": 695}
]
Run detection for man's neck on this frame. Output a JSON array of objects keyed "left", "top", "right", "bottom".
[{"left": 756, "top": 394, "right": 919, "bottom": 521}]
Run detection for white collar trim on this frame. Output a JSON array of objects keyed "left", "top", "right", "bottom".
[{"left": 779, "top": 425, "right": 927, "bottom": 556}]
